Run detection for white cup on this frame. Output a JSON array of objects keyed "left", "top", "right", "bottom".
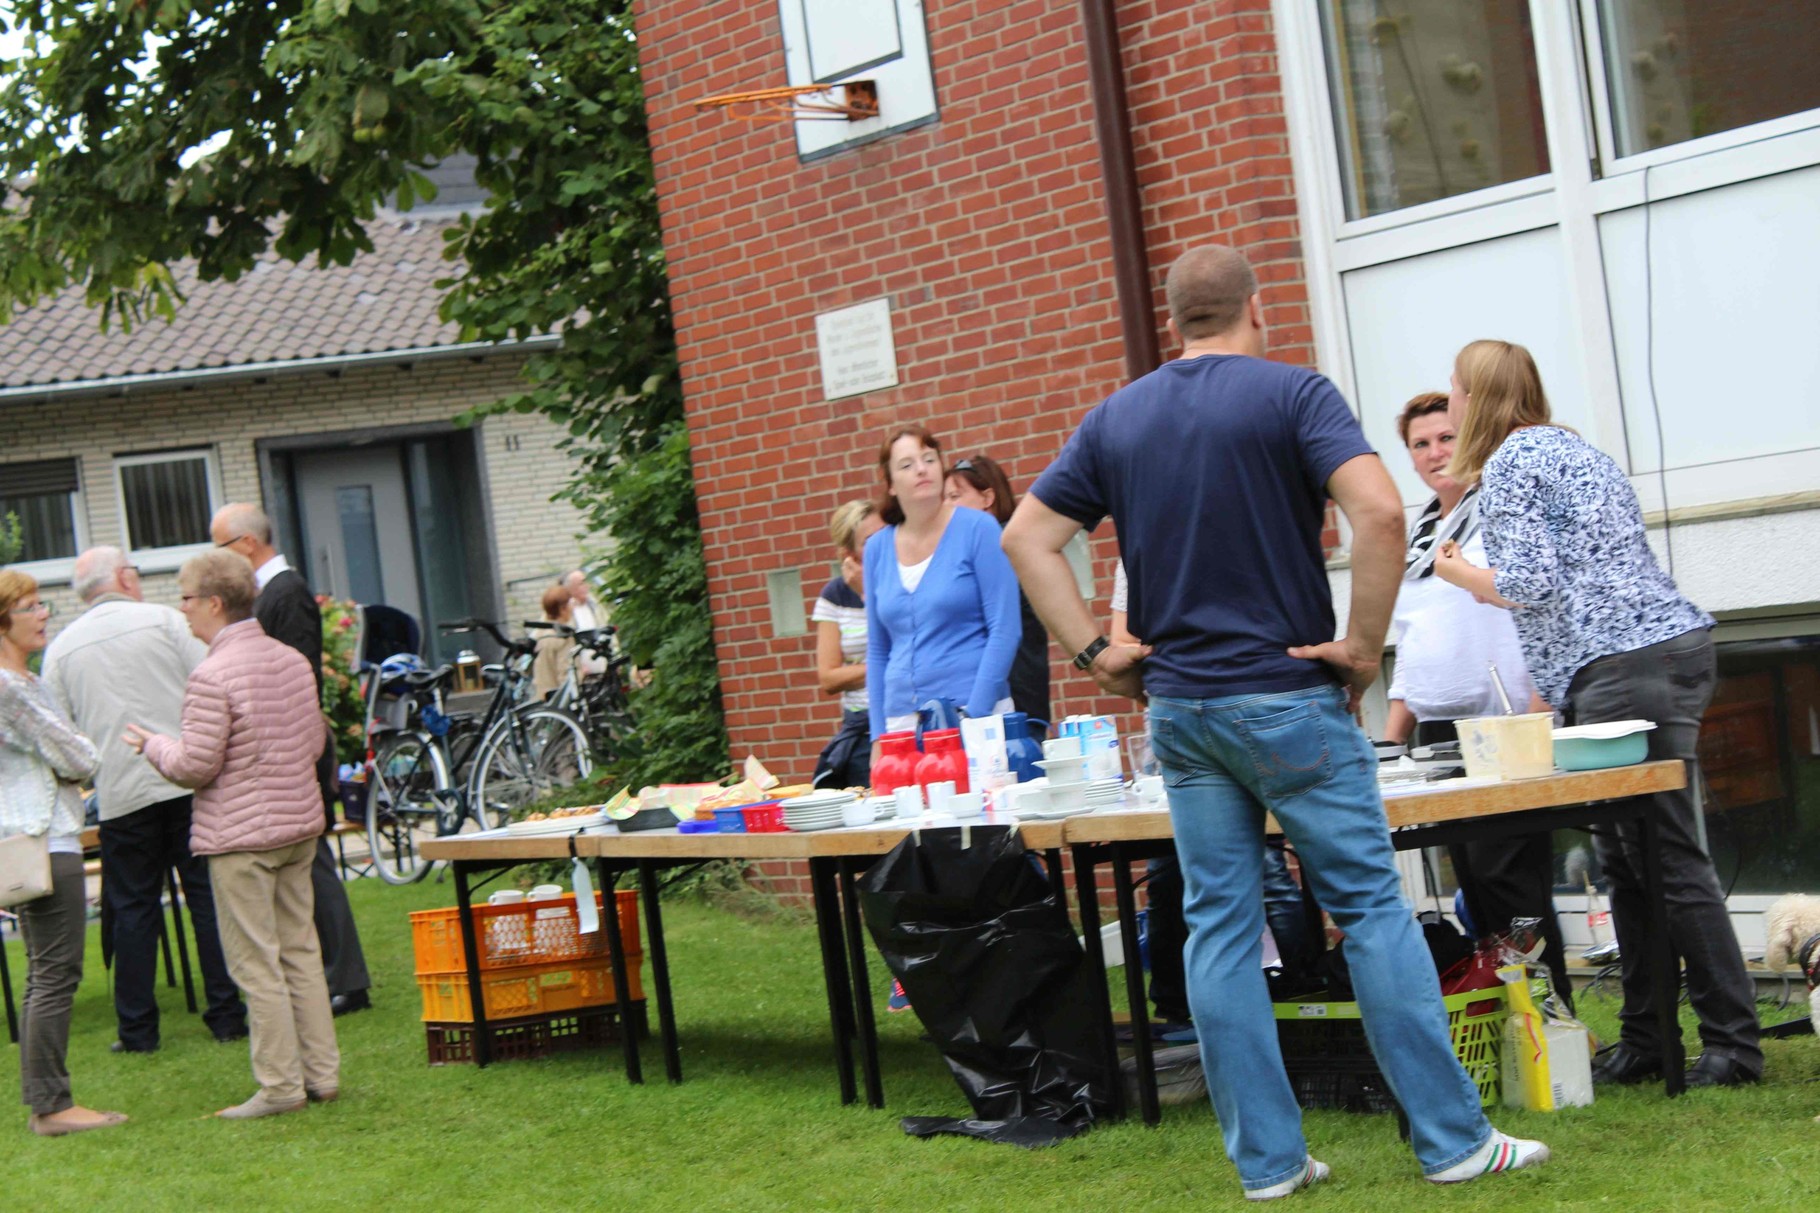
[
  {"left": 949, "top": 791, "right": 984, "bottom": 818},
  {"left": 1041, "top": 756, "right": 1089, "bottom": 786},
  {"left": 1014, "top": 785, "right": 1050, "bottom": 814},
  {"left": 1136, "top": 775, "right": 1165, "bottom": 804},
  {"left": 1043, "top": 736, "right": 1082, "bottom": 761},
  {"left": 925, "top": 781, "right": 956, "bottom": 815},
  {"left": 1050, "top": 781, "right": 1088, "bottom": 814},
  {"left": 487, "top": 889, "right": 526, "bottom": 906},
  {"left": 893, "top": 785, "right": 925, "bottom": 819},
  {"left": 841, "top": 800, "right": 878, "bottom": 829},
  {"left": 527, "top": 884, "right": 563, "bottom": 902}
]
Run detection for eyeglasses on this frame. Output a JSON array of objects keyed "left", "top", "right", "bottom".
[
  {"left": 214, "top": 535, "right": 247, "bottom": 549},
  {"left": 178, "top": 594, "right": 206, "bottom": 606},
  {"left": 23, "top": 601, "right": 52, "bottom": 617}
]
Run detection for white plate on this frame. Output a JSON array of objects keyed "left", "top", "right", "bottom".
[
  {"left": 780, "top": 792, "right": 856, "bottom": 808},
  {"left": 1552, "top": 720, "right": 1656, "bottom": 740},
  {"left": 505, "top": 814, "right": 608, "bottom": 835}
]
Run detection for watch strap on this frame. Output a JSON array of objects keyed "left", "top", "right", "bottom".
[{"left": 1073, "top": 636, "right": 1110, "bottom": 671}]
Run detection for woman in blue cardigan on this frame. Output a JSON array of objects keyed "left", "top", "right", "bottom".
[{"left": 864, "top": 425, "right": 1022, "bottom": 751}]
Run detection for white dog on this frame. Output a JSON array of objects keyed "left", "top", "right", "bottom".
[{"left": 1763, "top": 893, "right": 1820, "bottom": 1032}]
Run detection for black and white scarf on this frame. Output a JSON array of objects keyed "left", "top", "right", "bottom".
[{"left": 1404, "top": 485, "right": 1482, "bottom": 581}]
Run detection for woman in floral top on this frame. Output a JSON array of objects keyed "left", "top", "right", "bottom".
[
  {"left": 0, "top": 569, "right": 126, "bottom": 1137},
  {"left": 1432, "top": 339, "right": 1760, "bottom": 1090}
]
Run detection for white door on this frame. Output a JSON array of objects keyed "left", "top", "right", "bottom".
[{"left": 293, "top": 445, "right": 424, "bottom": 620}]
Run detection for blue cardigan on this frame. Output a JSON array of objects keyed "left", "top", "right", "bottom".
[{"left": 864, "top": 506, "right": 1023, "bottom": 739}]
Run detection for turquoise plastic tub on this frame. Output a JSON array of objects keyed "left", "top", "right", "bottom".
[{"left": 1551, "top": 723, "right": 1652, "bottom": 770}]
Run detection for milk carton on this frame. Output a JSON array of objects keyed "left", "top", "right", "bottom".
[{"left": 1061, "top": 714, "right": 1121, "bottom": 782}]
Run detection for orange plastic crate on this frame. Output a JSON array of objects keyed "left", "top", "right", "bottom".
[
  {"left": 410, "top": 890, "right": 641, "bottom": 974},
  {"left": 416, "top": 955, "right": 646, "bottom": 1022}
]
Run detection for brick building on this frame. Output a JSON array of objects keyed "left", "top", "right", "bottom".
[
  {"left": 637, "top": 0, "right": 1318, "bottom": 785},
  {"left": 0, "top": 213, "right": 587, "bottom": 655},
  {"left": 637, "top": 1, "right": 1820, "bottom": 932}
]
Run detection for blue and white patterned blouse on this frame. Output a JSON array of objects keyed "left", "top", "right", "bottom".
[{"left": 1479, "top": 426, "right": 1712, "bottom": 706}]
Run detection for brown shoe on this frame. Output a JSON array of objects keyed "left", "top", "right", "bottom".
[
  {"left": 30, "top": 1107, "right": 129, "bottom": 1137},
  {"left": 216, "top": 1091, "right": 307, "bottom": 1120},
  {"left": 306, "top": 1088, "right": 340, "bottom": 1104}
]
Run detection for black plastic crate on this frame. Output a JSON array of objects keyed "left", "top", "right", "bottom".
[{"left": 425, "top": 1000, "right": 648, "bottom": 1065}]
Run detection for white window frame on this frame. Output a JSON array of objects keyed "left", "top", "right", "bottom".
[
  {"left": 112, "top": 448, "right": 224, "bottom": 573},
  {"left": 1576, "top": 1, "right": 1820, "bottom": 181},
  {"left": 1274, "top": 0, "right": 1820, "bottom": 513},
  {"left": 2, "top": 460, "right": 88, "bottom": 587}
]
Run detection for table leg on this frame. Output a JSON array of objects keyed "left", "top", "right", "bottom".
[
  {"left": 167, "top": 867, "right": 198, "bottom": 1014},
  {"left": 1111, "top": 847, "right": 1161, "bottom": 1126},
  {"left": 809, "top": 856, "right": 858, "bottom": 1105},
  {"left": 1071, "top": 843, "right": 1126, "bottom": 1121},
  {"left": 0, "top": 917, "right": 17, "bottom": 1044},
  {"left": 454, "top": 863, "right": 492, "bottom": 1068},
  {"left": 838, "top": 856, "right": 885, "bottom": 1109},
  {"left": 1044, "top": 847, "right": 1067, "bottom": 907},
  {"left": 595, "top": 859, "right": 642, "bottom": 1084},
  {"left": 636, "top": 860, "right": 682, "bottom": 1083},
  {"left": 1637, "top": 806, "right": 1685, "bottom": 1096}
]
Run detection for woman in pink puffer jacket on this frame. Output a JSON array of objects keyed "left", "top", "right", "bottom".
[{"left": 126, "top": 549, "right": 340, "bottom": 1120}]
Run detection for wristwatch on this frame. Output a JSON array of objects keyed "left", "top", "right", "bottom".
[{"left": 1073, "top": 636, "right": 1110, "bottom": 671}]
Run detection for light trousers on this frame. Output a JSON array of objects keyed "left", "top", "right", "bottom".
[{"left": 209, "top": 839, "right": 340, "bottom": 1103}]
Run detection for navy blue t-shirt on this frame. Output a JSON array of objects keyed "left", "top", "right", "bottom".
[{"left": 1030, "top": 354, "right": 1375, "bottom": 698}]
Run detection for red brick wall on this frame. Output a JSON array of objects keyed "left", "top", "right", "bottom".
[{"left": 634, "top": 0, "right": 1320, "bottom": 784}]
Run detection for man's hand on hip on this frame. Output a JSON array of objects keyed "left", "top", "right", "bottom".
[
  {"left": 1286, "top": 638, "right": 1380, "bottom": 714},
  {"left": 1091, "top": 643, "right": 1152, "bottom": 703}
]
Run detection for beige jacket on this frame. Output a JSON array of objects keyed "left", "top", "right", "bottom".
[
  {"left": 143, "top": 620, "right": 327, "bottom": 857},
  {"left": 42, "top": 594, "right": 205, "bottom": 819}
]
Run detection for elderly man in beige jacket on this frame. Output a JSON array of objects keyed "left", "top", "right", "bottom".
[
  {"left": 126, "top": 549, "right": 340, "bottom": 1120},
  {"left": 43, "top": 547, "right": 248, "bottom": 1054}
]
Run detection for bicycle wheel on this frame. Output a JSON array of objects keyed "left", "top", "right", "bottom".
[
  {"left": 367, "top": 732, "right": 453, "bottom": 885},
  {"left": 468, "top": 706, "right": 594, "bottom": 826}
]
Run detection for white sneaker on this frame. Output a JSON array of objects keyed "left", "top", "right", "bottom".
[
  {"left": 1246, "top": 1157, "right": 1330, "bottom": 1201},
  {"left": 1426, "top": 1130, "right": 1550, "bottom": 1183}
]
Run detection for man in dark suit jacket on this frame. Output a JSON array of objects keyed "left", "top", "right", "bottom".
[{"left": 212, "top": 503, "right": 373, "bottom": 1016}]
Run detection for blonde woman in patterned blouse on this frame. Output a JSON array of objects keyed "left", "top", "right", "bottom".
[
  {"left": 1433, "top": 338, "right": 1760, "bottom": 1090},
  {"left": 0, "top": 569, "right": 126, "bottom": 1137}
]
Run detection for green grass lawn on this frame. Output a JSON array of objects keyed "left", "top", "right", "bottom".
[{"left": 3, "top": 876, "right": 1816, "bottom": 1211}]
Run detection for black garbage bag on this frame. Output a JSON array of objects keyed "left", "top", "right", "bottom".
[{"left": 858, "top": 824, "right": 1113, "bottom": 1147}]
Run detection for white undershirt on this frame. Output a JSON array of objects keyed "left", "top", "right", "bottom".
[
  {"left": 897, "top": 555, "right": 933, "bottom": 594},
  {"left": 254, "top": 553, "right": 291, "bottom": 590}
]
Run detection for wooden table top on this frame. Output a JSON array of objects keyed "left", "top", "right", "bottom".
[
  {"left": 1061, "top": 760, "right": 1686, "bottom": 844},
  {"left": 419, "top": 813, "right": 1068, "bottom": 864}
]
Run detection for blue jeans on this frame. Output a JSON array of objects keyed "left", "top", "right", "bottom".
[{"left": 1148, "top": 686, "right": 1490, "bottom": 1189}]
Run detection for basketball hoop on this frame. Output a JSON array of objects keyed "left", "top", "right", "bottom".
[{"left": 692, "top": 80, "right": 879, "bottom": 124}]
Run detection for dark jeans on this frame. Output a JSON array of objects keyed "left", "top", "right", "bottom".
[
  {"left": 18, "top": 853, "right": 85, "bottom": 1114},
  {"left": 100, "top": 796, "right": 245, "bottom": 1046},
  {"left": 1414, "top": 720, "right": 1576, "bottom": 1013},
  {"left": 1567, "top": 627, "right": 1760, "bottom": 1068},
  {"left": 312, "top": 838, "right": 370, "bottom": 998}
]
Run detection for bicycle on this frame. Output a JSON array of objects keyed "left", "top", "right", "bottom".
[
  {"left": 362, "top": 618, "right": 594, "bottom": 884},
  {"left": 530, "top": 621, "right": 636, "bottom": 761}
]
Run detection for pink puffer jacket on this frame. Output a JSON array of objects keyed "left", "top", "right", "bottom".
[{"left": 143, "top": 619, "right": 327, "bottom": 857}]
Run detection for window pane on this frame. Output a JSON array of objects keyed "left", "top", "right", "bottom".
[
  {"left": 120, "top": 457, "right": 212, "bottom": 550},
  {"left": 1697, "top": 638, "right": 1820, "bottom": 894},
  {"left": 1322, "top": 0, "right": 1550, "bottom": 220},
  {"left": 0, "top": 492, "right": 77, "bottom": 562},
  {"left": 1597, "top": 1, "right": 1820, "bottom": 158}
]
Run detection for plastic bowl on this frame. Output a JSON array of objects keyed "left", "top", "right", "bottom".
[{"left": 1552, "top": 722, "right": 1653, "bottom": 770}]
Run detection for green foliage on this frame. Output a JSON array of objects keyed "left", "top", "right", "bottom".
[
  {"left": 318, "top": 594, "right": 366, "bottom": 765},
  {"left": 0, "top": 0, "right": 726, "bottom": 787},
  {"left": 0, "top": 512, "right": 21, "bottom": 565}
]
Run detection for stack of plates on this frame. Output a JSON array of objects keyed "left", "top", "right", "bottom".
[
  {"left": 505, "top": 811, "right": 608, "bottom": 836},
  {"left": 780, "top": 790, "right": 855, "bottom": 831},
  {"left": 1084, "top": 779, "right": 1125, "bottom": 807}
]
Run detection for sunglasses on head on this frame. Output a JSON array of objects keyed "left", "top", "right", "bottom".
[{"left": 950, "top": 459, "right": 976, "bottom": 473}]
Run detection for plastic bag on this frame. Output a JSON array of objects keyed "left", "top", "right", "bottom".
[{"left": 858, "top": 825, "right": 1114, "bottom": 1147}]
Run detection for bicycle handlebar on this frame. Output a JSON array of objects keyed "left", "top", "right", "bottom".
[{"left": 438, "top": 617, "right": 535, "bottom": 656}]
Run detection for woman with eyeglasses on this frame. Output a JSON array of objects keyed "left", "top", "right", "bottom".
[
  {"left": 1432, "top": 338, "right": 1758, "bottom": 1089},
  {"left": 865, "top": 426, "right": 1022, "bottom": 758},
  {"left": 944, "top": 453, "right": 1052, "bottom": 734},
  {"left": 810, "top": 501, "right": 884, "bottom": 789},
  {"left": 0, "top": 570, "right": 126, "bottom": 1138}
]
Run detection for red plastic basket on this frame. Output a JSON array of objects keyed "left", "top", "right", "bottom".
[
  {"left": 410, "top": 890, "right": 641, "bottom": 974},
  {"left": 741, "top": 802, "right": 787, "bottom": 832}
]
